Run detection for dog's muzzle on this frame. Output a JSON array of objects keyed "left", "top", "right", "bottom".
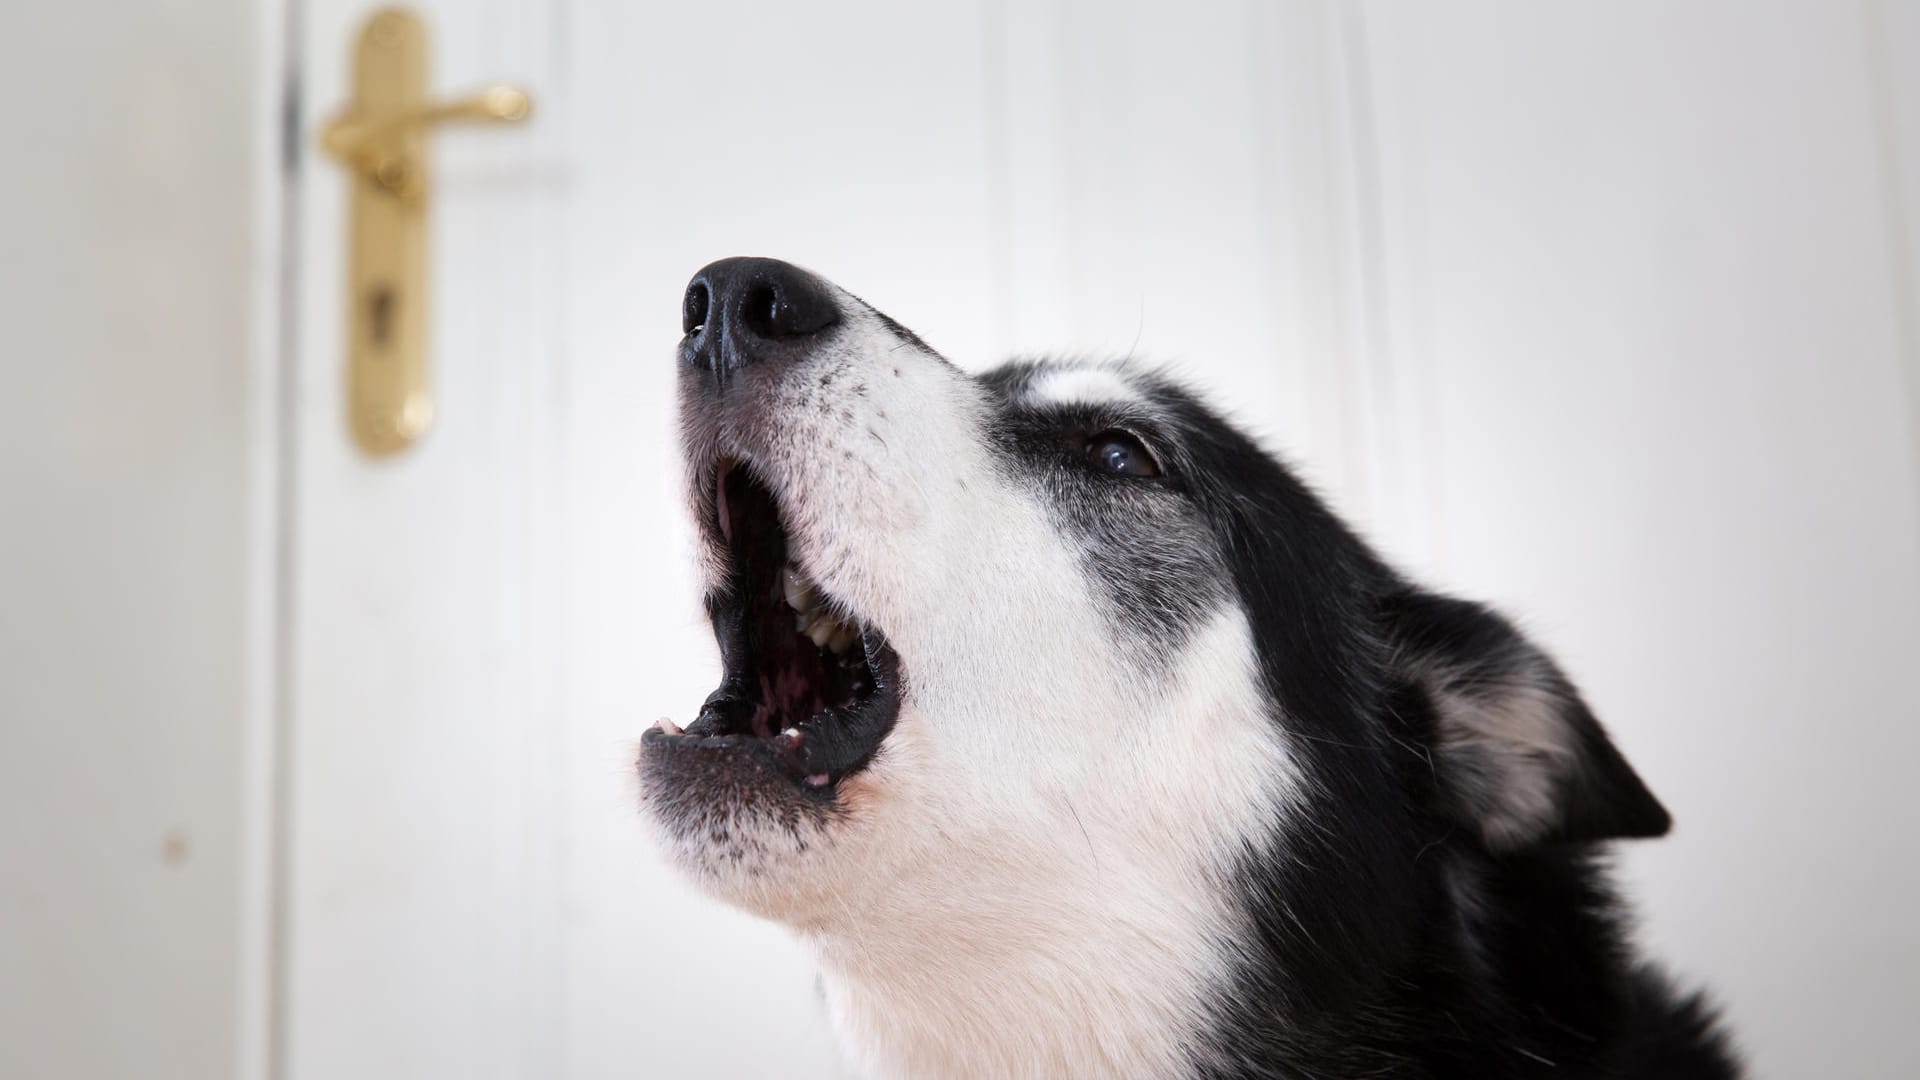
[{"left": 641, "top": 257, "right": 903, "bottom": 810}]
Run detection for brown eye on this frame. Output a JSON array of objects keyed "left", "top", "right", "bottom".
[{"left": 1087, "top": 430, "right": 1160, "bottom": 478}]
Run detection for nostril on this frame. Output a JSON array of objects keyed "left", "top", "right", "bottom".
[
  {"left": 683, "top": 281, "right": 710, "bottom": 336},
  {"left": 684, "top": 258, "right": 839, "bottom": 374},
  {"left": 741, "top": 283, "right": 780, "bottom": 340}
]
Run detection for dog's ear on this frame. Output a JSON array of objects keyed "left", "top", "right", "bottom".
[{"left": 1381, "top": 589, "right": 1670, "bottom": 852}]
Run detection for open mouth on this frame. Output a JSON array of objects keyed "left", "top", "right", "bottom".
[{"left": 642, "top": 461, "right": 901, "bottom": 792}]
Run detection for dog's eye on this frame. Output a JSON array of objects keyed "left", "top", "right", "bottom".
[{"left": 1086, "top": 430, "right": 1160, "bottom": 478}]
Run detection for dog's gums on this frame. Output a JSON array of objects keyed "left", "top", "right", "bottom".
[{"left": 640, "top": 462, "right": 900, "bottom": 791}]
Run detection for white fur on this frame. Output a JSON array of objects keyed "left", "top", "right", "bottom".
[
  {"left": 1028, "top": 364, "right": 1145, "bottom": 409},
  {"left": 811, "top": 608, "right": 1294, "bottom": 1079},
  {"left": 670, "top": 303, "right": 1301, "bottom": 1078}
]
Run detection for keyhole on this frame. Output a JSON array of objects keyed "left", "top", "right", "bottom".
[{"left": 368, "top": 283, "right": 395, "bottom": 346}]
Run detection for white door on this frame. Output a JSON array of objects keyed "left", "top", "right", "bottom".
[
  {"left": 282, "top": 3, "right": 1920, "bottom": 1080},
  {"left": 285, "top": 2, "right": 1378, "bottom": 1076}
]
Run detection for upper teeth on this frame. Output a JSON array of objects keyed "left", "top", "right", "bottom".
[
  {"left": 784, "top": 563, "right": 858, "bottom": 653},
  {"left": 782, "top": 565, "right": 815, "bottom": 613}
]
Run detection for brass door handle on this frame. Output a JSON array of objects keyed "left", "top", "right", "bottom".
[
  {"left": 318, "top": 7, "right": 532, "bottom": 457},
  {"left": 322, "top": 84, "right": 529, "bottom": 202}
]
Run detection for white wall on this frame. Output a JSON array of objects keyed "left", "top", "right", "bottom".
[
  {"left": 1351, "top": 7, "right": 1920, "bottom": 1077},
  {"left": 0, "top": 0, "right": 280, "bottom": 1078}
]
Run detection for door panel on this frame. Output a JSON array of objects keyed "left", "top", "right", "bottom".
[
  {"left": 289, "top": 0, "right": 574, "bottom": 1076},
  {"left": 290, "top": 2, "right": 1011, "bottom": 1076}
]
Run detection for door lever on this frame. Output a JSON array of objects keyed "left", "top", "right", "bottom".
[
  {"left": 322, "top": 84, "right": 529, "bottom": 202},
  {"left": 318, "top": 7, "right": 532, "bottom": 456}
]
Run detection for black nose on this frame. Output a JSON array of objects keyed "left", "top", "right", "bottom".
[{"left": 682, "top": 257, "right": 840, "bottom": 385}]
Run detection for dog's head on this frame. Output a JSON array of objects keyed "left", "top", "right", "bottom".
[{"left": 637, "top": 259, "right": 1669, "bottom": 1043}]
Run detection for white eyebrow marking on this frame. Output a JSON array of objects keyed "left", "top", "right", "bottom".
[{"left": 1028, "top": 367, "right": 1142, "bottom": 408}]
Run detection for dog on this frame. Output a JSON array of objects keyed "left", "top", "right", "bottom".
[{"left": 638, "top": 257, "right": 1740, "bottom": 1079}]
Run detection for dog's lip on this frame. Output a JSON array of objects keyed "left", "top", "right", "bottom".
[{"left": 640, "top": 724, "right": 835, "bottom": 790}]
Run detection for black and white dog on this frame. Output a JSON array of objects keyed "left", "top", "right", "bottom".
[{"left": 639, "top": 258, "right": 1740, "bottom": 1079}]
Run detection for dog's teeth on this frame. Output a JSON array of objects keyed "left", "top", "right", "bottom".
[
  {"left": 655, "top": 718, "right": 682, "bottom": 736},
  {"left": 782, "top": 562, "right": 858, "bottom": 651},
  {"left": 782, "top": 564, "right": 815, "bottom": 613},
  {"left": 827, "top": 623, "right": 857, "bottom": 654},
  {"left": 806, "top": 773, "right": 830, "bottom": 787}
]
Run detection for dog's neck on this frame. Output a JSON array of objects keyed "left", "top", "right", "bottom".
[{"left": 800, "top": 834, "right": 1228, "bottom": 1080}]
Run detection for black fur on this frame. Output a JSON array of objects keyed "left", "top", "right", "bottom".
[{"left": 985, "top": 362, "right": 1741, "bottom": 1079}]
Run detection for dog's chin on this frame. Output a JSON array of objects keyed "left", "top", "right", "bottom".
[
  {"left": 637, "top": 460, "right": 904, "bottom": 912},
  {"left": 635, "top": 687, "right": 900, "bottom": 920},
  {"left": 638, "top": 756, "right": 902, "bottom": 922}
]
